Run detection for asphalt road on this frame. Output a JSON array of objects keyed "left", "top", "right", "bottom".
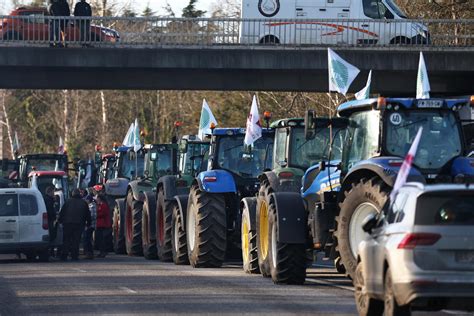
[{"left": 0, "top": 254, "right": 470, "bottom": 315}]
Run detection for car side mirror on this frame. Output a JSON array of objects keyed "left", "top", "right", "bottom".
[{"left": 362, "top": 213, "right": 378, "bottom": 234}]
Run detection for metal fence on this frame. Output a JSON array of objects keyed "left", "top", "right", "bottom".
[{"left": 0, "top": 15, "right": 472, "bottom": 48}]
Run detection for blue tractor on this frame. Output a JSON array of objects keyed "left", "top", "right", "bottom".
[
  {"left": 184, "top": 127, "right": 274, "bottom": 268},
  {"left": 271, "top": 97, "right": 474, "bottom": 282}
]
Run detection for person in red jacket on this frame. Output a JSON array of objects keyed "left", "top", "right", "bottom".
[{"left": 95, "top": 194, "right": 112, "bottom": 258}]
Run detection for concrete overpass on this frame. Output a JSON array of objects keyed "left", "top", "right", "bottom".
[{"left": 0, "top": 46, "right": 472, "bottom": 95}]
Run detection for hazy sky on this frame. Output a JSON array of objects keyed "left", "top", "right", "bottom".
[{"left": 1, "top": 0, "right": 215, "bottom": 16}]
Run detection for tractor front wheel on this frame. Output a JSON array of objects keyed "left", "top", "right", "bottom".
[
  {"left": 256, "top": 180, "right": 273, "bottom": 277},
  {"left": 113, "top": 199, "right": 126, "bottom": 254},
  {"left": 142, "top": 192, "right": 157, "bottom": 259},
  {"left": 171, "top": 203, "right": 189, "bottom": 265},
  {"left": 156, "top": 188, "right": 173, "bottom": 261},
  {"left": 125, "top": 192, "right": 143, "bottom": 256}
]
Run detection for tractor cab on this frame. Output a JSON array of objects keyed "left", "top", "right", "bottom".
[
  {"left": 177, "top": 135, "right": 210, "bottom": 186},
  {"left": 28, "top": 170, "right": 69, "bottom": 209},
  {"left": 18, "top": 154, "right": 69, "bottom": 187},
  {"left": 114, "top": 146, "right": 145, "bottom": 180},
  {"left": 0, "top": 158, "right": 19, "bottom": 183},
  {"left": 143, "top": 143, "right": 178, "bottom": 183},
  {"left": 97, "top": 153, "right": 116, "bottom": 184}
]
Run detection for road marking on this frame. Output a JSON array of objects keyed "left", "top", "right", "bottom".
[
  {"left": 73, "top": 268, "right": 87, "bottom": 273},
  {"left": 119, "top": 286, "right": 137, "bottom": 294},
  {"left": 305, "top": 278, "right": 354, "bottom": 292}
]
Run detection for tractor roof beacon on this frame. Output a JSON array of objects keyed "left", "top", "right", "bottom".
[{"left": 186, "top": 127, "right": 274, "bottom": 268}]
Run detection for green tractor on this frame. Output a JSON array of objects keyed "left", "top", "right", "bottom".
[
  {"left": 240, "top": 117, "right": 346, "bottom": 279},
  {"left": 154, "top": 135, "right": 210, "bottom": 263},
  {"left": 123, "top": 144, "right": 178, "bottom": 258}
]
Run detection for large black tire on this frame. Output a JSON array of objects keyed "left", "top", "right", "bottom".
[
  {"left": 171, "top": 203, "right": 189, "bottom": 265},
  {"left": 268, "top": 195, "right": 306, "bottom": 285},
  {"left": 241, "top": 199, "right": 259, "bottom": 274},
  {"left": 156, "top": 188, "right": 173, "bottom": 262},
  {"left": 125, "top": 192, "right": 143, "bottom": 256},
  {"left": 186, "top": 185, "right": 226, "bottom": 268},
  {"left": 384, "top": 267, "right": 411, "bottom": 316},
  {"left": 256, "top": 180, "right": 273, "bottom": 277},
  {"left": 334, "top": 177, "right": 389, "bottom": 280},
  {"left": 142, "top": 192, "right": 157, "bottom": 260},
  {"left": 354, "top": 261, "right": 383, "bottom": 316},
  {"left": 113, "top": 199, "right": 126, "bottom": 254}
]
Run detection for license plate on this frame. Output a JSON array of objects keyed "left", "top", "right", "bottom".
[
  {"left": 0, "top": 234, "right": 13, "bottom": 239},
  {"left": 455, "top": 251, "right": 474, "bottom": 264}
]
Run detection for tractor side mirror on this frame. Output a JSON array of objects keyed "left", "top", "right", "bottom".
[
  {"left": 362, "top": 213, "right": 378, "bottom": 234},
  {"left": 150, "top": 151, "right": 157, "bottom": 161},
  {"left": 304, "top": 110, "right": 316, "bottom": 140},
  {"left": 1, "top": 158, "right": 8, "bottom": 171},
  {"left": 319, "top": 161, "right": 326, "bottom": 171}
]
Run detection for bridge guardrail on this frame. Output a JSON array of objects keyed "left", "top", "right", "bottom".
[{"left": 0, "top": 15, "right": 472, "bottom": 48}]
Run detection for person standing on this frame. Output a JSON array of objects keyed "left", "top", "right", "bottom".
[
  {"left": 95, "top": 194, "right": 111, "bottom": 258},
  {"left": 48, "top": 0, "right": 61, "bottom": 47},
  {"left": 58, "top": 0, "right": 71, "bottom": 44},
  {"left": 58, "top": 189, "right": 91, "bottom": 261},
  {"left": 73, "top": 0, "right": 92, "bottom": 45},
  {"left": 43, "top": 186, "right": 58, "bottom": 256},
  {"left": 83, "top": 195, "right": 96, "bottom": 259}
]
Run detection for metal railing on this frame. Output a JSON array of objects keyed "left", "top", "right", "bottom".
[{"left": 0, "top": 15, "right": 472, "bottom": 48}]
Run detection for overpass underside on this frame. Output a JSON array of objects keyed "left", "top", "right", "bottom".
[{"left": 0, "top": 47, "right": 472, "bottom": 95}]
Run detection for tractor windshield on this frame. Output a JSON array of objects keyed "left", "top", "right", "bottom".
[
  {"left": 217, "top": 134, "right": 274, "bottom": 178},
  {"left": 289, "top": 127, "right": 345, "bottom": 170},
  {"left": 182, "top": 143, "right": 210, "bottom": 177},
  {"left": 117, "top": 151, "right": 144, "bottom": 179},
  {"left": 385, "top": 110, "right": 462, "bottom": 170},
  {"left": 25, "top": 158, "right": 67, "bottom": 173},
  {"left": 152, "top": 148, "right": 175, "bottom": 177}
]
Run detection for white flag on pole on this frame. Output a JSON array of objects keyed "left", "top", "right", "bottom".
[
  {"left": 416, "top": 52, "right": 430, "bottom": 99},
  {"left": 132, "top": 118, "right": 141, "bottom": 152},
  {"left": 12, "top": 131, "right": 20, "bottom": 154},
  {"left": 198, "top": 99, "right": 218, "bottom": 140},
  {"left": 355, "top": 70, "right": 372, "bottom": 100},
  {"left": 244, "top": 95, "right": 263, "bottom": 146},
  {"left": 328, "top": 48, "right": 360, "bottom": 96},
  {"left": 58, "top": 137, "right": 65, "bottom": 154},
  {"left": 390, "top": 127, "right": 423, "bottom": 202},
  {"left": 122, "top": 122, "right": 135, "bottom": 147}
]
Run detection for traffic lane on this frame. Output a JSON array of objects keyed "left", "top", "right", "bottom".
[{"left": 0, "top": 254, "right": 356, "bottom": 315}]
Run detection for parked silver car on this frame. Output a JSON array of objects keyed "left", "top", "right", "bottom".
[{"left": 354, "top": 182, "right": 474, "bottom": 316}]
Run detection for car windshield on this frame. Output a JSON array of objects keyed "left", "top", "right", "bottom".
[
  {"left": 416, "top": 192, "right": 474, "bottom": 226},
  {"left": 385, "top": 110, "right": 462, "bottom": 170},
  {"left": 290, "top": 127, "right": 345, "bottom": 170},
  {"left": 216, "top": 134, "right": 273, "bottom": 178},
  {"left": 384, "top": 0, "right": 407, "bottom": 18},
  {"left": 118, "top": 152, "right": 144, "bottom": 179}
]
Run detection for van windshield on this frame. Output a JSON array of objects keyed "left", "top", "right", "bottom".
[{"left": 384, "top": 0, "right": 407, "bottom": 18}]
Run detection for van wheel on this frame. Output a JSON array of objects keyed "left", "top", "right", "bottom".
[
  {"left": 354, "top": 261, "right": 383, "bottom": 316},
  {"left": 390, "top": 36, "right": 411, "bottom": 45},
  {"left": 384, "top": 267, "right": 411, "bottom": 316},
  {"left": 260, "top": 35, "right": 279, "bottom": 44}
]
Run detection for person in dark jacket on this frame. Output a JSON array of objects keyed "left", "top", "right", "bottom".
[
  {"left": 48, "top": 0, "right": 61, "bottom": 47},
  {"left": 43, "top": 186, "right": 58, "bottom": 251},
  {"left": 58, "top": 188, "right": 91, "bottom": 261},
  {"left": 73, "top": 0, "right": 92, "bottom": 44}
]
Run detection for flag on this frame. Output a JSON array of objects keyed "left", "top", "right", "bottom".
[
  {"left": 390, "top": 127, "right": 423, "bottom": 202},
  {"left": 328, "top": 48, "right": 360, "bottom": 96},
  {"left": 244, "top": 95, "right": 263, "bottom": 146},
  {"left": 12, "top": 131, "right": 20, "bottom": 154},
  {"left": 355, "top": 70, "right": 372, "bottom": 100},
  {"left": 122, "top": 122, "right": 135, "bottom": 147},
  {"left": 416, "top": 52, "right": 430, "bottom": 99},
  {"left": 58, "top": 137, "right": 65, "bottom": 154},
  {"left": 198, "top": 99, "right": 218, "bottom": 140},
  {"left": 132, "top": 118, "right": 141, "bottom": 152}
]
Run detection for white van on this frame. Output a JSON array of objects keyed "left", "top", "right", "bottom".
[
  {"left": 0, "top": 188, "right": 50, "bottom": 261},
  {"left": 240, "top": 0, "right": 429, "bottom": 45}
]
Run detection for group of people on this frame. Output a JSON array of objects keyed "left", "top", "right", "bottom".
[
  {"left": 48, "top": 0, "right": 92, "bottom": 47},
  {"left": 44, "top": 186, "right": 111, "bottom": 261}
]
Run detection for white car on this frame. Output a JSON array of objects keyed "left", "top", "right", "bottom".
[
  {"left": 0, "top": 188, "right": 50, "bottom": 261},
  {"left": 354, "top": 183, "right": 474, "bottom": 316}
]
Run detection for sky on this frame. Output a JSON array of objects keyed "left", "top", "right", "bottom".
[{"left": 1, "top": 0, "right": 215, "bottom": 16}]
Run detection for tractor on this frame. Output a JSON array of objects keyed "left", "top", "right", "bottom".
[
  {"left": 0, "top": 158, "right": 19, "bottom": 187},
  {"left": 17, "top": 153, "right": 69, "bottom": 187},
  {"left": 122, "top": 143, "right": 178, "bottom": 258},
  {"left": 270, "top": 97, "right": 474, "bottom": 283},
  {"left": 96, "top": 153, "right": 117, "bottom": 185},
  {"left": 154, "top": 135, "right": 210, "bottom": 263},
  {"left": 240, "top": 116, "right": 347, "bottom": 279},
  {"left": 185, "top": 127, "right": 274, "bottom": 268}
]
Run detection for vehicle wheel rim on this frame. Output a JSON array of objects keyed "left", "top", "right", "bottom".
[
  {"left": 174, "top": 215, "right": 180, "bottom": 252},
  {"left": 187, "top": 204, "right": 196, "bottom": 252},
  {"left": 354, "top": 266, "right": 367, "bottom": 312},
  {"left": 349, "top": 202, "right": 378, "bottom": 258},
  {"left": 271, "top": 217, "right": 277, "bottom": 269},
  {"left": 242, "top": 218, "right": 250, "bottom": 264},
  {"left": 259, "top": 200, "right": 269, "bottom": 260}
]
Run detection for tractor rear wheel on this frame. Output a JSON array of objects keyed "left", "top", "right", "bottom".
[
  {"left": 156, "top": 188, "right": 173, "bottom": 262},
  {"left": 113, "top": 199, "right": 126, "bottom": 254},
  {"left": 187, "top": 185, "right": 226, "bottom": 268},
  {"left": 241, "top": 199, "right": 259, "bottom": 274},
  {"left": 142, "top": 192, "right": 157, "bottom": 260},
  {"left": 125, "top": 192, "right": 143, "bottom": 256},
  {"left": 334, "top": 177, "right": 389, "bottom": 279},
  {"left": 171, "top": 203, "right": 189, "bottom": 265},
  {"left": 257, "top": 180, "right": 273, "bottom": 277},
  {"left": 268, "top": 195, "right": 306, "bottom": 285}
]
